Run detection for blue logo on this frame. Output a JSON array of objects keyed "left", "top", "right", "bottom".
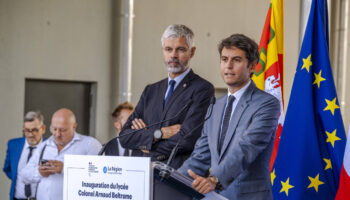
[{"left": 103, "top": 166, "right": 107, "bottom": 173}]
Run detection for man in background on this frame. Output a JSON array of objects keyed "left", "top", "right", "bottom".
[
  {"left": 104, "top": 101, "right": 134, "bottom": 156},
  {"left": 20, "top": 108, "right": 101, "bottom": 200},
  {"left": 3, "top": 111, "right": 46, "bottom": 200}
]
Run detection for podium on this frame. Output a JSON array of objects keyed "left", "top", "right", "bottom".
[{"left": 63, "top": 155, "right": 226, "bottom": 200}]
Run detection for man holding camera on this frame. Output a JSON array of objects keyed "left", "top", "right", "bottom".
[{"left": 20, "top": 108, "right": 101, "bottom": 200}]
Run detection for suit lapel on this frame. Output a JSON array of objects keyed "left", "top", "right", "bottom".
[
  {"left": 219, "top": 82, "right": 255, "bottom": 161},
  {"left": 211, "top": 96, "right": 226, "bottom": 159},
  {"left": 161, "top": 70, "right": 194, "bottom": 119},
  {"left": 156, "top": 79, "right": 168, "bottom": 114},
  {"left": 13, "top": 138, "right": 25, "bottom": 176}
]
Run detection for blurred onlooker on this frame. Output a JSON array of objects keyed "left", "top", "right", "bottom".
[
  {"left": 20, "top": 108, "right": 101, "bottom": 200},
  {"left": 104, "top": 101, "right": 134, "bottom": 156},
  {"left": 3, "top": 111, "right": 46, "bottom": 200}
]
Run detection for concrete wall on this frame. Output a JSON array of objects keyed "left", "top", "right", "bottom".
[
  {"left": 130, "top": 0, "right": 300, "bottom": 115},
  {"left": 0, "top": 0, "right": 113, "bottom": 197}
]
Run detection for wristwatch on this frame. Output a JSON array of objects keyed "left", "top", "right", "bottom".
[
  {"left": 154, "top": 129, "right": 163, "bottom": 140},
  {"left": 208, "top": 174, "right": 223, "bottom": 191}
]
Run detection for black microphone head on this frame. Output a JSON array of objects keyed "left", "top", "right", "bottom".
[{"left": 210, "top": 96, "right": 216, "bottom": 104}]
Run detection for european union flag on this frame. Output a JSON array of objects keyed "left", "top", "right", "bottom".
[{"left": 272, "top": 0, "right": 346, "bottom": 199}]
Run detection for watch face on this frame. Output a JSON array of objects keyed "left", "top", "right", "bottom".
[{"left": 154, "top": 129, "right": 162, "bottom": 139}]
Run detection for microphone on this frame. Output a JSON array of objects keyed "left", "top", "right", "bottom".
[
  {"left": 159, "top": 96, "right": 216, "bottom": 179},
  {"left": 98, "top": 139, "right": 113, "bottom": 155},
  {"left": 98, "top": 99, "right": 193, "bottom": 155}
]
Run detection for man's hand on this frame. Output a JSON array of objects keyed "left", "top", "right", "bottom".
[
  {"left": 131, "top": 118, "right": 147, "bottom": 130},
  {"left": 39, "top": 160, "right": 63, "bottom": 177},
  {"left": 39, "top": 164, "right": 54, "bottom": 177},
  {"left": 161, "top": 124, "right": 181, "bottom": 139},
  {"left": 188, "top": 169, "right": 216, "bottom": 194}
]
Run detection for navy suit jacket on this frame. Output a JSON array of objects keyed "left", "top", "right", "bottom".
[
  {"left": 179, "top": 82, "right": 280, "bottom": 200},
  {"left": 119, "top": 69, "right": 214, "bottom": 169},
  {"left": 3, "top": 137, "right": 45, "bottom": 200}
]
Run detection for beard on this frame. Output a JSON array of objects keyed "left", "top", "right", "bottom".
[{"left": 164, "top": 58, "right": 188, "bottom": 74}]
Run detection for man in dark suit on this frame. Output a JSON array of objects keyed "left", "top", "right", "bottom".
[
  {"left": 119, "top": 24, "right": 214, "bottom": 169},
  {"left": 104, "top": 102, "right": 134, "bottom": 156},
  {"left": 3, "top": 111, "right": 46, "bottom": 200},
  {"left": 178, "top": 34, "right": 280, "bottom": 200}
]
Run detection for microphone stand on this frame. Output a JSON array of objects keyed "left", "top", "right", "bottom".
[
  {"left": 159, "top": 97, "right": 216, "bottom": 180},
  {"left": 98, "top": 99, "right": 193, "bottom": 155}
]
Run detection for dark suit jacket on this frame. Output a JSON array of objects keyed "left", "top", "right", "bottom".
[
  {"left": 179, "top": 82, "right": 280, "bottom": 200},
  {"left": 3, "top": 137, "right": 46, "bottom": 200},
  {"left": 119, "top": 69, "right": 214, "bottom": 169},
  {"left": 104, "top": 138, "right": 132, "bottom": 156}
]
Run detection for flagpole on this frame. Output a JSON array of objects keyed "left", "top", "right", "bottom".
[{"left": 299, "top": 0, "right": 312, "bottom": 48}]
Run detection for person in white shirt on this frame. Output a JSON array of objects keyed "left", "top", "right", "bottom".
[
  {"left": 3, "top": 111, "right": 46, "bottom": 200},
  {"left": 20, "top": 108, "right": 102, "bottom": 200}
]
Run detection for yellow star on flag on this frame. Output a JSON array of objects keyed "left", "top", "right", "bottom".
[
  {"left": 313, "top": 70, "right": 326, "bottom": 88},
  {"left": 301, "top": 54, "right": 312, "bottom": 72},
  {"left": 271, "top": 169, "right": 276, "bottom": 185},
  {"left": 307, "top": 174, "right": 324, "bottom": 192},
  {"left": 280, "top": 178, "right": 294, "bottom": 196},
  {"left": 323, "top": 97, "right": 340, "bottom": 115},
  {"left": 323, "top": 158, "right": 332, "bottom": 170},
  {"left": 326, "top": 129, "right": 341, "bottom": 148}
]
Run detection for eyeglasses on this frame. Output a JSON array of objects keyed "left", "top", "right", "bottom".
[{"left": 23, "top": 128, "right": 41, "bottom": 134}]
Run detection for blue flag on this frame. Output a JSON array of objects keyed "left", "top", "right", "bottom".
[{"left": 272, "top": 0, "right": 346, "bottom": 199}]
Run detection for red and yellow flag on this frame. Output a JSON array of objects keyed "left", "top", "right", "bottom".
[{"left": 252, "top": 0, "right": 284, "bottom": 170}]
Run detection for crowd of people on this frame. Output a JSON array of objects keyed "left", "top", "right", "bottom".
[{"left": 3, "top": 24, "right": 279, "bottom": 200}]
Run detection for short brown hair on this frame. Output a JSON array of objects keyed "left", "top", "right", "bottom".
[
  {"left": 218, "top": 33, "right": 259, "bottom": 66},
  {"left": 112, "top": 102, "right": 134, "bottom": 120}
]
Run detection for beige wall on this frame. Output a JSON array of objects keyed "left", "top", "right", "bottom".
[
  {"left": 0, "top": 0, "right": 114, "bottom": 196},
  {"left": 130, "top": 0, "right": 300, "bottom": 114}
]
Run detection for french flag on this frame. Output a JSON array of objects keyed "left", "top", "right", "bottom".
[{"left": 336, "top": 124, "right": 350, "bottom": 200}]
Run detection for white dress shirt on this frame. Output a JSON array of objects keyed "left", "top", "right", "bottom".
[
  {"left": 19, "top": 132, "right": 102, "bottom": 200},
  {"left": 14, "top": 139, "right": 41, "bottom": 199}
]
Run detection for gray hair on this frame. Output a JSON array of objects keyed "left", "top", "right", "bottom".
[
  {"left": 24, "top": 111, "right": 44, "bottom": 126},
  {"left": 161, "top": 24, "right": 195, "bottom": 48}
]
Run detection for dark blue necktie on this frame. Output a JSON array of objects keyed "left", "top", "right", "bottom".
[
  {"left": 25, "top": 146, "right": 35, "bottom": 197},
  {"left": 218, "top": 95, "right": 235, "bottom": 154},
  {"left": 164, "top": 80, "right": 176, "bottom": 107}
]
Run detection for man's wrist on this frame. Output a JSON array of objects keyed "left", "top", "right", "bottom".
[{"left": 208, "top": 174, "right": 223, "bottom": 191}]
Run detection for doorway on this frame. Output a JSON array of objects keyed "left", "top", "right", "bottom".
[{"left": 24, "top": 79, "right": 97, "bottom": 138}]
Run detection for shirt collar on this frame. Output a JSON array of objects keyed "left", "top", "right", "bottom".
[
  {"left": 24, "top": 138, "right": 42, "bottom": 149},
  {"left": 167, "top": 67, "right": 191, "bottom": 89},
  {"left": 47, "top": 132, "right": 81, "bottom": 147},
  {"left": 227, "top": 80, "right": 251, "bottom": 101}
]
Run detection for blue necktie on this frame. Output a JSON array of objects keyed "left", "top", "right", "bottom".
[
  {"left": 218, "top": 95, "right": 235, "bottom": 154},
  {"left": 25, "top": 146, "right": 35, "bottom": 197},
  {"left": 164, "top": 80, "right": 176, "bottom": 107}
]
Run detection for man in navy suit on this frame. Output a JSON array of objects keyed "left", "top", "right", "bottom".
[
  {"left": 178, "top": 34, "right": 280, "bottom": 200},
  {"left": 119, "top": 24, "right": 214, "bottom": 169},
  {"left": 3, "top": 111, "right": 46, "bottom": 200}
]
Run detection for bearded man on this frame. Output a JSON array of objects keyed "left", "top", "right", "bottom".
[{"left": 119, "top": 24, "right": 214, "bottom": 169}]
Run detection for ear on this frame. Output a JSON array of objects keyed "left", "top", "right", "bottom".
[
  {"left": 249, "top": 61, "right": 257, "bottom": 73},
  {"left": 114, "top": 121, "right": 122, "bottom": 132},
  {"left": 73, "top": 122, "right": 78, "bottom": 130},
  {"left": 41, "top": 124, "right": 46, "bottom": 132},
  {"left": 190, "top": 47, "right": 196, "bottom": 58}
]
